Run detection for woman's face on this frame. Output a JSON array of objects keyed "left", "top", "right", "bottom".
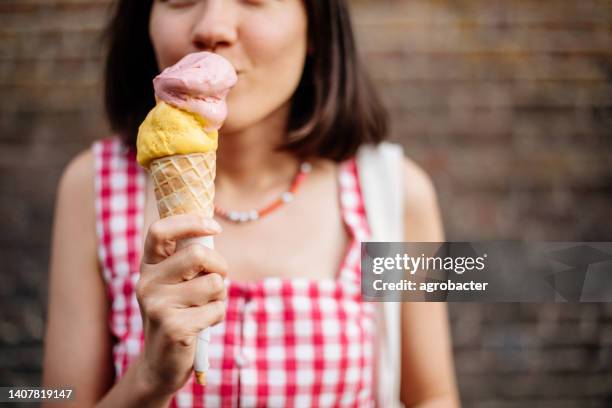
[{"left": 149, "top": 0, "right": 308, "bottom": 133}]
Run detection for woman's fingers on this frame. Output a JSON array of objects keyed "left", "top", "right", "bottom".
[
  {"left": 164, "top": 272, "right": 227, "bottom": 308},
  {"left": 143, "top": 213, "right": 222, "bottom": 264},
  {"left": 144, "top": 243, "right": 229, "bottom": 284},
  {"left": 143, "top": 300, "right": 227, "bottom": 349},
  {"left": 172, "top": 301, "right": 227, "bottom": 341}
]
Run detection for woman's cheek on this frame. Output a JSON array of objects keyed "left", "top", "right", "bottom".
[
  {"left": 247, "top": 13, "right": 307, "bottom": 72},
  {"left": 223, "top": 41, "right": 306, "bottom": 132},
  {"left": 243, "top": 21, "right": 307, "bottom": 98}
]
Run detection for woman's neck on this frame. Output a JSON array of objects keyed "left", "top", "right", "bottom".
[{"left": 215, "top": 104, "right": 300, "bottom": 202}]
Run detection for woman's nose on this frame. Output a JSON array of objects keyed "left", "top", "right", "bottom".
[{"left": 190, "top": 0, "right": 237, "bottom": 52}]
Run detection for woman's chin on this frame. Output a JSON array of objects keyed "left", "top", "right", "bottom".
[
  {"left": 219, "top": 109, "right": 264, "bottom": 135},
  {"left": 220, "top": 100, "right": 291, "bottom": 137},
  {"left": 218, "top": 119, "right": 250, "bottom": 136}
]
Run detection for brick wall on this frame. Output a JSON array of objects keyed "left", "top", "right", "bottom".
[{"left": 1, "top": 0, "right": 611, "bottom": 406}]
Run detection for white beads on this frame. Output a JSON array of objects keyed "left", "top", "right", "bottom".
[
  {"left": 228, "top": 210, "right": 260, "bottom": 223},
  {"left": 281, "top": 192, "right": 293, "bottom": 203}
]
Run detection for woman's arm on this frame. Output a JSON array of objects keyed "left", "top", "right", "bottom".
[
  {"left": 42, "top": 150, "right": 172, "bottom": 407},
  {"left": 400, "top": 158, "right": 461, "bottom": 408}
]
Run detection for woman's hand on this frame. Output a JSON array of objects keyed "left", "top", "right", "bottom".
[{"left": 135, "top": 213, "right": 228, "bottom": 395}]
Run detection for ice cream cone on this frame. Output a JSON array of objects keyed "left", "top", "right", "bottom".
[
  {"left": 137, "top": 51, "right": 237, "bottom": 388},
  {"left": 149, "top": 152, "right": 216, "bottom": 386},
  {"left": 149, "top": 152, "right": 216, "bottom": 219}
]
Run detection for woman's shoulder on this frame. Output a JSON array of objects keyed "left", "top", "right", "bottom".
[
  {"left": 57, "top": 135, "right": 126, "bottom": 212},
  {"left": 59, "top": 147, "right": 95, "bottom": 196},
  {"left": 401, "top": 155, "right": 437, "bottom": 205},
  {"left": 356, "top": 141, "right": 438, "bottom": 208},
  {"left": 52, "top": 147, "right": 98, "bottom": 277},
  {"left": 401, "top": 154, "right": 445, "bottom": 242},
  {"left": 62, "top": 136, "right": 121, "bottom": 181},
  {"left": 58, "top": 135, "right": 131, "bottom": 204},
  {"left": 55, "top": 148, "right": 97, "bottom": 235}
]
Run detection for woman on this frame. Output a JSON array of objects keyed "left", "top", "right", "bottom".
[{"left": 43, "top": 0, "right": 460, "bottom": 406}]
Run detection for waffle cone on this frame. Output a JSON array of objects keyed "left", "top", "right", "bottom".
[{"left": 149, "top": 152, "right": 216, "bottom": 219}]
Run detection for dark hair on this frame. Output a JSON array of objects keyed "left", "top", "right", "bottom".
[{"left": 104, "top": 0, "right": 388, "bottom": 162}]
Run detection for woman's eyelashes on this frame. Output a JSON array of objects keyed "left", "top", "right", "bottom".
[
  {"left": 240, "top": 0, "right": 269, "bottom": 7},
  {"left": 158, "top": 0, "right": 270, "bottom": 6},
  {"left": 159, "top": 0, "right": 197, "bottom": 8}
]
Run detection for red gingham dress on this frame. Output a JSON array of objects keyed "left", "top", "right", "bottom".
[{"left": 93, "top": 136, "right": 375, "bottom": 407}]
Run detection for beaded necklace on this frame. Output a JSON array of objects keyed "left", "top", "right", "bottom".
[{"left": 214, "top": 162, "right": 311, "bottom": 224}]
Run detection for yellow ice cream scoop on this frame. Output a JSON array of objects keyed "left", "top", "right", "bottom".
[{"left": 136, "top": 101, "right": 218, "bottom": 168}]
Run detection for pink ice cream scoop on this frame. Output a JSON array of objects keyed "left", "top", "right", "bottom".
[{"left": 153, "top": 52, "right": 238, "bottom": 131}]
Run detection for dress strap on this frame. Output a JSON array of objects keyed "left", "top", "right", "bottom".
[
  {"left": 92, "top": 136, "right": 147, "bottom": 380},
  {"left": 92, "top": 136, "right": 146, "bottom": 284},
  {"left": 336, "top": 158, "right": 371, "bottom": 286}
]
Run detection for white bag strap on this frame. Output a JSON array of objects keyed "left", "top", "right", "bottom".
[
  {"left": 356, "top": 142, "right": 404, "bottom": 407},
  {"left": 356, "top": 142, "right": 404, "bottom": 242}
]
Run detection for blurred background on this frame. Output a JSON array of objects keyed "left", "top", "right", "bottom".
[{"left": 1, "top": 0, "right": 611, "bottom": 407}]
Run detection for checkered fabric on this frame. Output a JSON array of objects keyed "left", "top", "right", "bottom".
[{"left": 93, "top": 137, "right": 375, "bottom": 407}]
